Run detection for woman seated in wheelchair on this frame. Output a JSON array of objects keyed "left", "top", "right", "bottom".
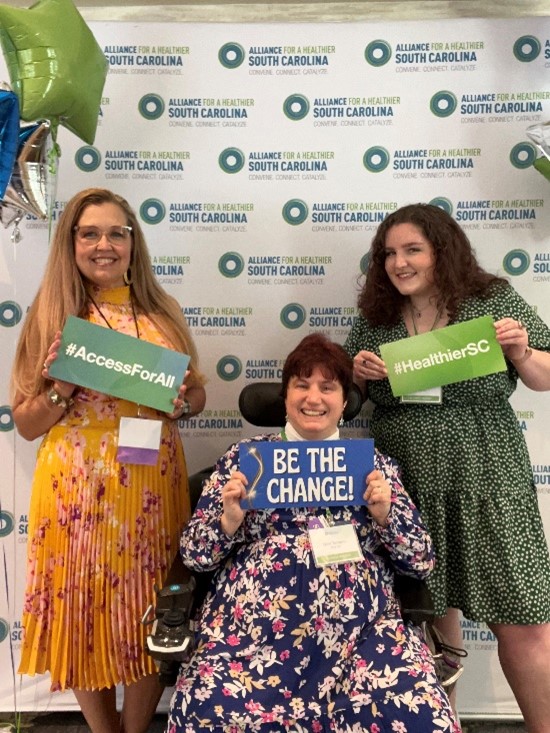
[{"left": 167, "top": 333, "right": 459, "bottom": 732}]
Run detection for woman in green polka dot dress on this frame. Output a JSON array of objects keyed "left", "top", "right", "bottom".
[{"left": 344, "top": 203, "right": 550, "bottom": 731}]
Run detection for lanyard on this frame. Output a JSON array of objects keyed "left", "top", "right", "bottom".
[{"left": 88, "top": 292, "right": 141, "bottom": 339}]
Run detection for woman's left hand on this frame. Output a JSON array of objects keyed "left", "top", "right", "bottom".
[
  {"left": 167, "top": 370, "right": 190, "bottom": 419},
  {"left": 364, "top": 469, "right": 392, "bottom": 527},
  {"left": 494, "top": 317, "right": 529, "bottom": 362}
]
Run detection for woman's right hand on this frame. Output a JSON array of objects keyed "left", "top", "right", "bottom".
[
  {"left": 220, "top": 470, "right": 248, "bottom": 537},
  {"left": 353, "top": 350, "right": 388, "bottom": 382},
  {"left": 42, "top": 331, "right": 76, "bottom": 399}
]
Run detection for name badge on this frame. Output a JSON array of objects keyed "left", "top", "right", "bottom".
[
  {"left": 308, "top": 523, "right": 365, "bottom": 567},
  {"left": 116, "top": 416, "right": 162, "bottom": 465},
  {"left": 400, "top": 386, "right": 442, "bottom": 404}
]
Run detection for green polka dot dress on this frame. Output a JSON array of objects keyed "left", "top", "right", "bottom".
[{"left": 344, "top": 284, "right": 550, "bottom": 623}]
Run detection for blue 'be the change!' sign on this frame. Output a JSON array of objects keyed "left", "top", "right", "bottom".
[{"left": 239, "top": 439, "right": 374, "bottom": 509}]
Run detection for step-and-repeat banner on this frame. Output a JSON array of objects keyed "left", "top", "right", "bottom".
[{"left": 1, "top": 16, "right": 549, "bottom": 718}]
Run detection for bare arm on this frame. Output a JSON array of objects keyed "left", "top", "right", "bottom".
[
  {"left": 12, "top": 332, "right": 76, "bottom": 441},
  {"left": 13, "top": 379, "right": 75, "bottom": 441}
]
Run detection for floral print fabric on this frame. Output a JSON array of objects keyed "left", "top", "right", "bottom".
[
  {"left": 167, "top": 435, "right": 458, "bottom": 732},
  {"left": 18, "top": 286, "right": 190, "bottom": 691}
]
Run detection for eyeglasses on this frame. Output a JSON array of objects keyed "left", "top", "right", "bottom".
[{"left": 73, "top": 225, "right": 133, "bottom": 245}]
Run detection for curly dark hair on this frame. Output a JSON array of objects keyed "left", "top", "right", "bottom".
[
  {"left": 358, "top": 203, "right": 507, "bottom": 325},
  {"left": 281, "top": 333, "right": 353, "bottom": 399}
]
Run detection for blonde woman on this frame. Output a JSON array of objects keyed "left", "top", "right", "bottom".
[{"left": 11, "top": 188, "right": 206, "bottom": 733}]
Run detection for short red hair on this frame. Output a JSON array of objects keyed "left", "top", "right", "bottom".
[{"left": 281, "top": 333, "right": 353, "bottom": 399}]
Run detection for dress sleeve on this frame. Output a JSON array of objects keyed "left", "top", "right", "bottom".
[
  {"left": 496, "top": 284, "right": 550, "bottom": 354},
  {"left": 179, "top": 441, "right": 248, "bottom": 571},
  {"left": 371, "top": 450, "right": 435, "bottom": 579},
  {"left": 343, "top": 316, "right": 365, "bottom": 358}
]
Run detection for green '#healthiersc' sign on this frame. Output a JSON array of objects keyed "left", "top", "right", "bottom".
[
  {"left": 48, "top": 316, "right": 190, "bottom": 411},
  {"left": 380, "top": 316, "right": 507, "bottom": 397}
]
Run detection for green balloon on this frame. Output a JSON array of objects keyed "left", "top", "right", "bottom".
[
  {"left": 534, "top": 156, "right": 550, "bottom": 182},
  {"left": 0, "top": 0, "right": 108, "bottom": 145}
]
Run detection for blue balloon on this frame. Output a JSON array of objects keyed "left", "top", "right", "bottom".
[{"left": 0, "top": 88, "right": 19, "bottom": 197}]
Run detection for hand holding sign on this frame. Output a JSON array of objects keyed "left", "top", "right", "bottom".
[
  {"left": 221, "top": 471, "right": 248, "bottom": 537},
  {"left": 42, "top": 329, "right": 76, "bottom": 400},
  {"left": 493, "top": 316, "right": 530, "bottom": 363},
  {"left": 364, "top": 470, "right": 392, "bottom": 527}
]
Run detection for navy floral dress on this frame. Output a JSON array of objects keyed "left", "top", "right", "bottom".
[{"left": 167, "top": 435, "right": 458, "bottom": 733}]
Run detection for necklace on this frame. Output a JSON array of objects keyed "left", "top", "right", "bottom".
[
  {"left": 409, "top": 299, "right": 435, "bottom": 318},
  {"left": 410, "top": 302, "right": 443, "bottom": 335},
  {"left": 87, "top": 292, "right": 141, "bottom": 339}
]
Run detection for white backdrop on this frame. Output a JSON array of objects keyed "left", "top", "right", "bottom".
[{"left": 1, "top": 16, "right": 549, "bottom": 719}]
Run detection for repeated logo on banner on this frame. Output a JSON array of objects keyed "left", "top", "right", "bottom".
[{"left": 1, "top": 17, "right": 550, "bottom": 716}]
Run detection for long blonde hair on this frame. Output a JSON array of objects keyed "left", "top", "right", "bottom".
[{"left": 11, "top": 187, "right": 205, "bottom": 400}]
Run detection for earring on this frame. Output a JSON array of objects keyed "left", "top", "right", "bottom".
[{"left": 123, "top": 267, "right": 133, "bottom": 285}]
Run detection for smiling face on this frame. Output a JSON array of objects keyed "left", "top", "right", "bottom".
[
  {"left": 74, "top": 202, "right": 132, "bottom": 289},
  {"left": 285, "top": 366, "right": 346, "bottom": 440},
  {"left": 383, "top": 222, "right": 438, "bottom": 303}
]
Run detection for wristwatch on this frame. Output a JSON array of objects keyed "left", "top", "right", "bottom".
[{"left": 47, "top": 387, "right": 74, "bottom": 410}]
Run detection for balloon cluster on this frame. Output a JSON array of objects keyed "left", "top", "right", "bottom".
[
  {"left": 526, "top": 121, "right": 550, "bottom": 183},
  {"left": 0, "top": 0, "right": 108, "bottom": 240}
]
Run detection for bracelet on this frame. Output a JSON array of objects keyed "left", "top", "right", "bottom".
[
  {"left": 46, "top": 387, "right": 74, "bottom": 410},
  {"left": 512, "top": 346, "right": 533, "bottom": 365}
]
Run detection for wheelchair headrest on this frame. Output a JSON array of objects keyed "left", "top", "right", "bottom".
[{"left": 238, "top": 382, "right": 364, "bottom": 427}]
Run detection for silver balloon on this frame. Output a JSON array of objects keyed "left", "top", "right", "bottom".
[
  {"left": 2, "top": 120, "right": 55, "bottom": 223},
  {"left": 526, "top": 121, "right": 550, "bottom": 161}
]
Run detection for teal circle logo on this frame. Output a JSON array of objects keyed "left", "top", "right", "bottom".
[
  {"left": 0, "top": 511, "right": 14, "bottom": 538},
  {"left": 364, "top": 40, "right": 392, "bottom": 67},
  {"left": 363, "top": 147, "right": 390, "bottom": 173},
  {"left": 282, "top": 199, "right": 309, "bottom": 225},
  {"left": 283, "top": 94, "right": 310, "bottom": 121},
  {"left": 430, "top": 91, "right": 458, "bottom": 118},
  {"left": 74, "top": 146, "right": 101, "bottom": 172},
  {"left": 216, "top": 355, "right": 242, "bottom": 381},
  {"left": 138, "top": 94, "right": 165, "bottom": 120},
  {"left": 218, "top": 42, "right": 245, "bottom": 69},
  {"left": 219, "top": 147, "right": 245, "bottom": 174},
  {"left": 280, "top": 303, "right": 306, "bottom": 330},
  {"left": 139, "top": 199, "right": 166, "bottom": 225},
  {"left": 509, "top": 142, "right": 537, "bottom": 169},
  {"left": 360, "top": 253, "right": 371, "bottom": 275},
  {"left": 0, "top": 300, "right": 22, "bottom": 327},
  {"left": 0, "top": 619, "right": 8, "bottom": 643},
  {"left": 218, "top": 252, "right": 244, "bottom": 278},
  {"left": 502, "top": 249, "right": 530, "bottom": 276},
  {"left": 0, "top": 406, "right": 14, "bottom": 432},
  {"left": 513, "top": 35, "right": 541, "bottom": 62},
  {"left": 429, "top": 197, "right": 453, "bottom": 215}
]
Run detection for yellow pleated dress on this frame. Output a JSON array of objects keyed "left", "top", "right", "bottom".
[{"left": 18, "top": 286, "right": 191, "bottom": 691}]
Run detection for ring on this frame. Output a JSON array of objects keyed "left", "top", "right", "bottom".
[
  {"left": 362, "top": 359, "right": 367, "bottom": 367},
  {"left": 43, "top": 361, "right": 48, "bottom": 369},
  {"left": 517, "top": 320, "right": 524, "bottom": 330}
]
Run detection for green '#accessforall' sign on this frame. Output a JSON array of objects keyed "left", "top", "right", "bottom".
[
  {"left": 380, "top": 316, "right": 507, "bottom": 397},
  {"left": 48, "top": 316, "right": 190, "bottom": 412}
]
